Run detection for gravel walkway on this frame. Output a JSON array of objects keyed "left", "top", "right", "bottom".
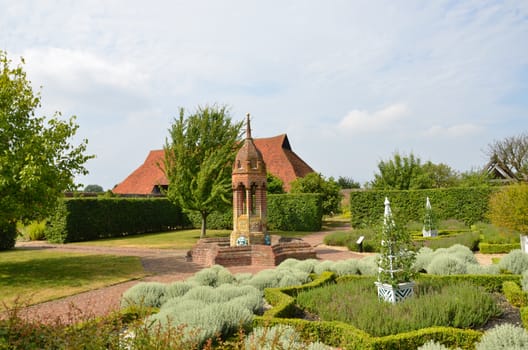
[{"left": 9, "top": 229, "right": 501, "bottom": 324}]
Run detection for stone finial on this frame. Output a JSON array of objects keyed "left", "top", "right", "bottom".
[{"left": 246, "top": 113, "right": 252, "bottom": 139}]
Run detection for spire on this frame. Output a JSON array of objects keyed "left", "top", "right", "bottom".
[{"left": 246, "top": 113, "right": 252, "bottom": 139}]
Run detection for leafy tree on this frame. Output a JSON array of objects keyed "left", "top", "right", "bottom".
[
  {"left": 421, "top": 161, "right": 459, "bottom": 188},
  {"left": 336, "top": 176, "right": 361, "bottom": 189},
  {"left": 290, "top": 172, "right": 342, "bottom": 215},
  {"left": 267, "top": 172, "right": 284, "bottom": 194},
  {"left": 370, "top": 152, "right": 429, "bottom": 190},
  {"left": 488, "top": 183, "right": 528, "bottom": 233},
  {"left": 164, "top": 105, "right": 242, "bottom": 238},
  {"left": 84, "top": 184, "right": 103, "bottom": 193},
  {"left": 486, "top": 132, "right": 528, "bottom": 181},
  {"left": 457, "top": 169, "right": 492, "bottom": 187},
  {"left": 0, "top": 51, "right": 92, "bottom": 250}
]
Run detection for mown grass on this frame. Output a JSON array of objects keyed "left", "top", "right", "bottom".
[
  {"left": 69, "top": 228, "right": 314, "bottom": 249},
  {"left": 0, "top": 250, "right": 146, "bottom": 307},
  {"left": 296, "top": 277, "right": 501, "bottom": 337}
]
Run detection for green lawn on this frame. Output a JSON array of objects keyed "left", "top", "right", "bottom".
[
  {"left": 70, "top": 228, "right": 316, "bottom": 249},
  {"left": 0, "top": 250, "right": 146, "bottom": 307}
]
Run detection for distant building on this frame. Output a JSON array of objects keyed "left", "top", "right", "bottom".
[
  {"left": 485, "top": 158, "right": 517, "bottom": 184},
  {"left": 112, "top": 134, "right": 314, "bottom": 195}
]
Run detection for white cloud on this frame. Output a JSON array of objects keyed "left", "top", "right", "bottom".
[
  {"left": 423, "top": 123, "right": 483, "bottom": 138},
  {"left": 338, "top": 103, "right": 409, "bottom": 133}
]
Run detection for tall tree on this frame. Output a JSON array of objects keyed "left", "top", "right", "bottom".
[
  {"left": 267, "top": 172, "right": 285, "bottom": 194},
  {"left": 370, "top": 152, "right": 428, "bottom": 190},
  {"left": 486, "top": 132, "right": 528, "bottom": 181},
  {"left": 0, "top": 51, "right": 92, "bottom": 249},
  {"left": 336, "top": 176, "right": 361, "bottom": 189},
  {"left": 290, "top": 173, "right": 342, "bottom": 215},
  {"left": 164, "top": 105, "right": 243, "bottom": 238}
]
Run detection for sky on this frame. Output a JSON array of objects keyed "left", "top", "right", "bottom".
[{"left": 1, "top": 1, "right": 527, "bottom": 190}]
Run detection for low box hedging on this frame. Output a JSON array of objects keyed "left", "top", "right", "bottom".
[
  {"left": 479, "top": 243, "right": 521, "bottom": 254},
  {"left": 521, "top": 306, "right": 528, "bottom": 329},
  {"left": 502, "top": 281, "right": 528, "bottom": 308},
  {"left": 350, "top": 187, "right": 495, "bottom": 228},
  {"left": 46, "top": 198, "right": 189, "bottom": 243}
]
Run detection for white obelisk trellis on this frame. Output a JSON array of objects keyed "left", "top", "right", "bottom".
[
  {"left": 375, "top": 197, "right": 415, "bottom": 303},
  {"left": 422, "top": 197, "right": 437, "bottom": 237}
]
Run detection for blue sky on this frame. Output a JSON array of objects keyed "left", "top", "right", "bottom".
[{"left": 1, "top": 1, "right": 527, "bottom": 190}]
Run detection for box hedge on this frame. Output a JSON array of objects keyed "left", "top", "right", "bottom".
[
  {"left": 479, "top": 243, "right": 521, "bottom": 254},
  {"left": 349, "top": 187, "right": 495, "bottom": 228}
]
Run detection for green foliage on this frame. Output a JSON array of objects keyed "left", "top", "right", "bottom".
[
  {"left": 186, "top": 265, "right": 235, "bottom": 287},
  {"left": 426, "top": 255, "right": 468, "bottom": 275},
  {"left": 267, "top": 193, "right": 323, "bottom": 231},
  {"left": 267, "top": 172, "right": 285, "bottom": 194},
  {"left": 488, "top": 183, "right": 528, "bottom": 232},
  {"left": 18, "top": 220, "right": 47, "bottom": 241},
  {"left": 370, "top": 152, "right": 429, "bottom": 190},
  {"left": 296, "top": 278, "right": 500, "bottom": 338},
  {"left": 164, "top": 104, "right": 243, "bottom": 238},
  {"left": 290, "top": 173, "right": 342, "bottom": 215},
  {"left": 323, "top": 228, "right": 378, "bottom": 252},
  {"left": 0, "top": 221, "right": 16, "bottom": 250},
  {"left": 522, "top": 306, "right": 528, "bottom": 330},
  {"left": 83, "top": 184, "right": 103, "bottom": 193},
  {"left": 415, "top": 231, "right": 481, "bottom": 251},
  {"left": 377, "top": 198, "right": 416, "bottom": 286},
  {"left": 0, "top": 51, "right": 92, "bottom": 250},
  {"left": 418, "top": 340, "right": 460, "bottom": 350},
  {"left": 479, "top": 243, "right": 521, "bottom": 254},
  {"left": 473, "top": 222, "right": 520, "bottom": 244},
  {"left": 475, "top": 323, "right": 528, "bottom": 350},
  {"left": 121, "top": 282, "right": 167, "bottom": 309},
  {"left": 337, "top": 176, "right": 361, "bottom": 189},
  {"left": 498, "top": 249, "right": 528, "bottom": 274},
  {"left": 186, "top": 209, "right": 232, "bottom": 229},
  {"left": 45, "top": 198, "right": 189, "bottom": 243},
  {"left": 502, "top": 281, "right": 528, "bottom": 308},
  {"left": 349, "top": 187, "right": 494, "bottom": 228}
]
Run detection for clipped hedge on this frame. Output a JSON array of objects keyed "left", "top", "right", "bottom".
[
  {"left": 258, "top": 274, "right": 483, "bottom": 349},
  {"left": 502, "top": 281, "right": 528, "bottom": 308},
  {"left": 479, "top": 243, "right": 521, "bottom": 254},
  {"left": 267, "top": 193, "right": 323, "bottom": 231},
  {"left": 350, "top": 187, "right": 495, "bottom": 228},
  {"left": 46, "top": 198, "right": 189, "bottom": 243}
]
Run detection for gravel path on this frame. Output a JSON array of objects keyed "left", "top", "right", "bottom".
[{"left": 9, "top": 228, "right": 502, "bottom": 324}]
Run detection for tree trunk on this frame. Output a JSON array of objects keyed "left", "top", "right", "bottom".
[{"left": 200, "top": 212, "right": 207, "bottom": 238}]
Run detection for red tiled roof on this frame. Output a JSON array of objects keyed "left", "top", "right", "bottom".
[{"left": 112, "top": 134, "right": 314, "bottom": 195}]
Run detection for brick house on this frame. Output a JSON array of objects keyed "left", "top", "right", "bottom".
[{"left": 112, "top": 134, "right": 314, "bottom": 195}]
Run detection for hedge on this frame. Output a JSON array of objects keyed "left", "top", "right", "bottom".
[
  {"left": 502, "top": 281, "right": 528, "bottom": 308},
  {"left": 479, "top": 243, "right": 521, "bottom": 254},
  {"left": 349, "top": 187, "right": 495, "bottom": 228},
  {"left": 267, "top": 193, "right": 323, "bottom": 231},
  {"left": 257, "top": 274, "right": 485, "bottom": 349},
  {"left": 46, "top": 193, "right": 323, "bottom": 243},
  {"left": 46, "top": 198, "right": 189, "bottom": 243}
]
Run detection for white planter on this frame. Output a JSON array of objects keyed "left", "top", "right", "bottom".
[
  {"left": 375, "top": 281, "right": 415, "bottom": 303},
  {"left": 422, "top": 229, "right": 438, "bottom": 238}
]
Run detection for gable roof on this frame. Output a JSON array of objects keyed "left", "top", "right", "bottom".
[{"left": 112, "top": 134, "right": 314, "bottom": 195}]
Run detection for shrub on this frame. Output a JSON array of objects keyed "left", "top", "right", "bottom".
[
  {"left": 0, "top": 221, "right": 17, "bottom": 250},
  {"left": 349, "top": 187, "right": 494, "bottom": 228},
  {"left": 164, "top": 281, "right": 193, "bottom": 300},
  {"left": 357, "top": 254, "right": 379, "bottom": 275},
  {"left": 476, "top": 323, "right": 528, "bottom": 350},
  {"left": 498, "top": 249, "right": 528, "bottom": 274},
  {"left": 488, "top": 183, "right": 528, "bottom": 233},
  {"left": 479, "top": 243, "right": 521, "bottom": 254},
  {"left": 426, "top": 255, "right": 467, "bottom": 275},
  {"left": 413, "top": 247, "right": 435, "bottom": 272},
  {"left": 502, "top": 281, "right": 528, "bottom": 308},
  {"left": 473, "top": 222, "right": 520, "bottom": 244},
  {"left": 522, "top": 270, "right": 528, "bottom": 292},
  {"left": 120, "top": 282, "right": 167, "bottom": 308},
  {"left": 245, "top": 324, "right": 303, "bottom": 350},
  {"left": 267, "top": 193, "right": 323, "bottom": 231},
  {"left": 296, "top": 278, "right": 500, "bottom": 337},
  {"left": 186, "top": 265, "right": 235, "bottom": 287},
  {"left": 18, "top": 220, "right": 47, "bottom": 241},
  {"left": 418, "top": 340, "right": 461, "bottom": 350},
  {"left": 466, "top": 264, "right": 500, "bottom": 275}
]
